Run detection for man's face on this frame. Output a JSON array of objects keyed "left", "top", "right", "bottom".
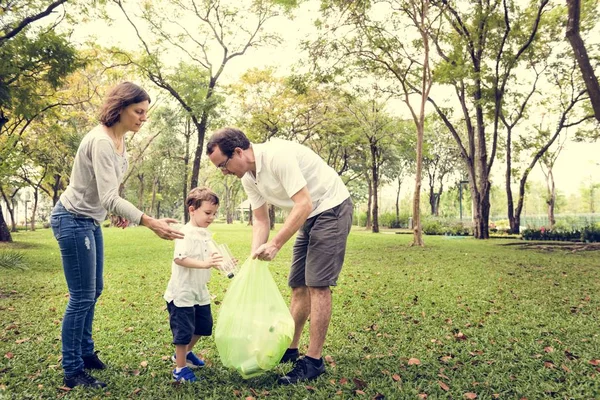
[{"left": 209, "top": 146, "right": 243, "bottom": 178}]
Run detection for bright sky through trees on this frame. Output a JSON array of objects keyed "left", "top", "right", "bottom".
[{"left": 69, "top": 0, "right": 599, "bottom": 196}]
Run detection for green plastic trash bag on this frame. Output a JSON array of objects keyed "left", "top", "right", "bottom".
[{"left": 215, "top": 257, "right": 294, "bottom": 379}]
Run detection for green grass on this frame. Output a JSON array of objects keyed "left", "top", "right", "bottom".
[{"left": 1, "top": 225, "right": 599, "bottom": 399}]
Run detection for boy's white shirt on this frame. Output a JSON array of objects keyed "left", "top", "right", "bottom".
[{"left": 163, "top": 224, "right": 215, "bottom": 307}]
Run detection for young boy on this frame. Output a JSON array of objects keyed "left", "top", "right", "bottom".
[{"left": 164, "top": 187, "right": 223, "bottom": 383}]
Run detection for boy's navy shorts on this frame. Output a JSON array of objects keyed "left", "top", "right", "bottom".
[{"left": 166, "top": 301, "right": 212, "bottom": 345}]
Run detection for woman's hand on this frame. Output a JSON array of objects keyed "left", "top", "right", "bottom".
[
  {"left": 115, "top": 216, "right": 129, "bottom": 229},
  {"left": 141, "top": 215, "right": 184, "bottom": 240}
]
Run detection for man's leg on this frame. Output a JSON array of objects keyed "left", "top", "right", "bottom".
[
  {"left": 305, "top": 286, "right": 331, "bottom": 359},
  {"left": 289, "top": 286, "right": 310, "bottom": 349}
]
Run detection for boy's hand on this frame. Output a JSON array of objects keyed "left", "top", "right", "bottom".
[{"left": 206, "top": 253, "right": 224, "bottom": 269}]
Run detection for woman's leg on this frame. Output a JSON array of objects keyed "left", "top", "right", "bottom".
[
  {"left": 54, "top": 216, "right": 99, "bottom": 377},
  {"left": 81, "top": 223, "right": 104, "bottom": 358}
]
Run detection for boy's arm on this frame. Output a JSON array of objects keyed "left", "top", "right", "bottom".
[{"left": 174, "top": 253, "right": 223, "bottom": 269}]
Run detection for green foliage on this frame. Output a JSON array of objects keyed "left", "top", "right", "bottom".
[
  {"left": 421, "top": 217, "right": 471, "bottom": 236},
  {"left": 0, "top": 250, "right": 26, "bottom": 270},
  {"left": 521, "top": 224, "right": 600, "bottom": 242}
]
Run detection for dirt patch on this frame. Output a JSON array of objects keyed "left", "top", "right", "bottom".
[{"left": 500, "top": 241, "right": 600, "bottom": 253}]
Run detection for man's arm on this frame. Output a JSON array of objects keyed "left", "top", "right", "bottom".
[
  {"left": 252, "top": 186, "right": 312, "bottom": 261},
  {"left": 251, "top": 202, "right": 271, "bottom": 253}
]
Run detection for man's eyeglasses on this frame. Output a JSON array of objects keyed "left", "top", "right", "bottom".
[{"left": 218, "top": 156, "right": 232, "bottom": 171}]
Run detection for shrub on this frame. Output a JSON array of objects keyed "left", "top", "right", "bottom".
[
  {"left": 379, "top": 212, "right": 409, "bottom": 229},
  {"left": 0, "top": 251, "right": 26, "bottom": 270}
]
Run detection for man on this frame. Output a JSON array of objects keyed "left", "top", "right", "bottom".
[{"left": 206, "top": 127, "right": 353, "bottom": 385}]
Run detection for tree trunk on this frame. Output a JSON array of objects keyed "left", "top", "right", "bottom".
[
  {"left": 365, "top": 173, "right": 372, "bottom": 229},
  {"left": 412, "top": 120, "right": 424, "bottom": 246},
  {"left": 268, "top": 204, "right": 276, "bottom": 230},
  {"left": 183, "top": 117, "right": 191, "bottom": 223},
  {"left": 545, "top": 168, "right": 556, "bottom": 229},
  {"left": 137, "top": 173, "right": 144, "bottom": 210},
  {"left": 0, "top": 207, "right": 11, "bottom": 242},
  {"left": 370, "top": 144, "right": 380, "bottom": 233},
  {"left": 395, "top": 176, "right": 402, "bottom": 226},
  {"left": 566, "top": 0, "right": 600, "bottom": 122}
]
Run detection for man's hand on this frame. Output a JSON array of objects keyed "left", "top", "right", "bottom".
[{"left": 252, "top": 241, "right": 280, "bottom": 261}]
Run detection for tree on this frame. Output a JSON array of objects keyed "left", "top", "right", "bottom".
[
  {"left": 566, "top": 0, "right": 600, "bottom": 122},
  {"left": 422, "top": 119, "right": 461, "bottom": 216},
  {"left": 0, "top": 1, "right": 81, "bottom": 241},
  {"left": 113, "top": 0, "right": 291, "bottom": 195}
]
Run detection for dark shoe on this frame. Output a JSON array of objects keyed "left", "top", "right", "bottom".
[
  {"left": 279, "top": 348, "right": 300, "bottom": 364},
  {"left": 82, "top": 351, "right": 107, "bottom": 370},
  {"left": 278, "top": 357, "right": 325, "bottom": 385},
  {"left": 64, "top": 370, "right": 107, "bottom": 389}
]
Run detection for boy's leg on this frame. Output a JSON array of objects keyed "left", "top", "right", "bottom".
[
  {"left": 175, "top": 345, "right": 188, "bottom": 369},
  {"left": 187, "top": 335, "right": 201, "bottom": 352},
  {"left": 167, "top": 302, "right": 194, "bottom": 365}
]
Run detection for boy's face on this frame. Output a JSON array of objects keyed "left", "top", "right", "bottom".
[{"left": 189, "top": 201, "right": 219, "bottom": 228}]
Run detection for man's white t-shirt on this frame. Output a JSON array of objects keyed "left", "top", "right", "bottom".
[
  {"left": 163, "top": 224, "right": 214, "bottom": 307},
  {"left": 241, "top": 139, "right": 350, "bottom": 218}
]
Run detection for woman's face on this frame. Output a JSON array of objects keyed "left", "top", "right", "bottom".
[{"left": 119, "top": 101, "right": 149, "bottom": 132}]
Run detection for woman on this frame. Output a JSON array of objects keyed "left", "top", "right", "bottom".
[{"left": 50, "top": 82, "right": 183, "bottom": 389}]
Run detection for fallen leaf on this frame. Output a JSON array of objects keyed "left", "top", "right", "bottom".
[
  {"left": 418, "top": 394, "right": 428, "bottom": 399},
  {"left": 58, "top": 386, "right": 71, "bottom": 391},
  {"left": 161, "top": 356, "right": 169, "bottom": 361},
  {"left": 245, "top": 397, "right": 255, "bottom": 400},
  {"left": 132, "top": 388, "right": 142, "bottom": 395},
  {"left": 4, "top": 324, "right": 17, "bottom": 331},
  {"left": 589, "top": 359, "right": 600, "bottom": 366},
  {"left": 464, "top": 393, "right": 477, "bottom": 399},
  {"left": 305, "top": 386, "right": 316, "bottom": 391},
  {"left": 233, "top": 390, "right": 242, "bottom": 397},
  {"left": 132, "top": 369, "right": 140, "bottom": 376},
  {"left": 353, "top": 378, "right": 367, "bottom": 390},
  {"left": 336, "top": 390, "right": 343, "bottom": 395},
  {"left": 325, "top": 355, "right": 336, "bottom": 367},
  {"left": 125, "top": 327, "right": 134, "bottom": 332},
  {"left": 544, "top": 361, "right": 555, "bottom": 369},
  {"left": 4, "top": 352, "right": 13, "bottom": 359},
  {"left": 408, "top": 358, "right": 421, "bottom": 365},
  {"left": 544, "top": 347, "right": 554, "bottom": 353},
  {"left": 438, "top": 381, "right": 450, "bottom": 391},
  {"left": 140, "top": 361, "right": 148, "bottom": 368},
  {"left": 355, "top": 390, "right": 366, "bottom": 395},
  {"left": 15, "top": 338, "right": 30, "bottom": 344},
  {"left": 454, "top": 332, "right": 467, "bottom": 341},
  {"left": 249, "top": 388, "right": 259, "bottom": 396},
  {"left": 329, "top": 379, "right": 336, "bottom": 385},
  {"left": 392, "top": 374, "right": 401, "bottom": 382},
  {"left": 440, "top": 355, "right": 452, "bottom": 363},
  {"left": 340, "top": 377, "right": 349, "bottom": 385}
]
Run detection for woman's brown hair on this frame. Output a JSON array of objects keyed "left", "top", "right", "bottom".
[{"left": 98, "top": 82, "right": 151, "bottom": 127}]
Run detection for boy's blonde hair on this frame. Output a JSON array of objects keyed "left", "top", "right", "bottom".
[{"left": 186, "top": 187, "right": 219, "bottom": 210}]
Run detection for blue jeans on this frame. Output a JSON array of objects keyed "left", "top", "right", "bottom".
[{"left": 50, "top": 201, "right": 104, "bottom": 377}]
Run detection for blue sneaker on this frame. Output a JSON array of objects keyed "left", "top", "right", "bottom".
[
  {"left": 171, "top": 352, "right": 206, "bottom": 369},
  {"left": 172, "top": 366, "right": 197, "bottom": 383}
]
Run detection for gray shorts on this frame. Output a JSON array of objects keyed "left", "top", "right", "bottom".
[{"left": 289, "top": 197, "right": 353, "bottom": 288}]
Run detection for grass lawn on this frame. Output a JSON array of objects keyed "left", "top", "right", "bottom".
[{"left": 1, "top": 224, "right": 599, "bottom": 399}]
